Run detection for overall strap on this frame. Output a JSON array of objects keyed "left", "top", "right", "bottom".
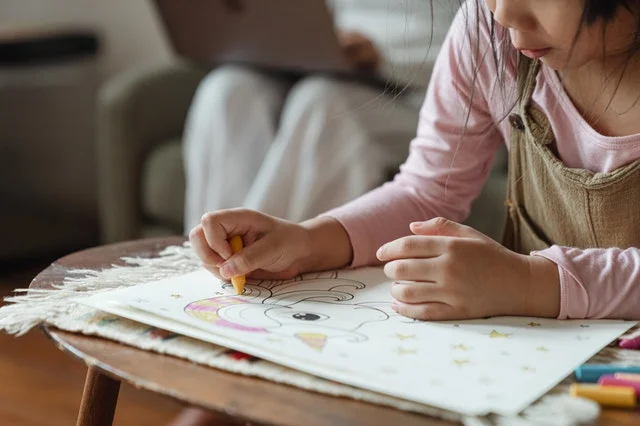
[{"left": 516, "top": 55, "right": 540, "bottom": 112}]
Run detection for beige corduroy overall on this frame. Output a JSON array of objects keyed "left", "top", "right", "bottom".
[{"left": 502, "top": 57, "right": 640, "bottom": 254}]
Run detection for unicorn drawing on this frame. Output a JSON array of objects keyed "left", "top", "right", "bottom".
[{"left": 184, "top": 273, "right": 391, "bottom": 351}]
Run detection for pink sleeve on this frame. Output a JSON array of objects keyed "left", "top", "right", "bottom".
[
  {"left": 325, "top": 4, "right": 506, "bottom": 267},
  {"left": 533, "top": 247, "right": 640, "bottom": 320}
]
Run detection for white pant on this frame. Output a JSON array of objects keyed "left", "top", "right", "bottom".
[{"left": 183, "top": 65, "right": 419, "bottom": 232}]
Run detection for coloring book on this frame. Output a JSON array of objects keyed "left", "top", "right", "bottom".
[{"left": 81, "top": 267, "right": 635, "bottom": 416}]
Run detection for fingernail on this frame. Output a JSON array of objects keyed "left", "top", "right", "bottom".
[
  {"left": 376, "top": 246, "right": 384, "bottom": 259},
  {"left": 221, "top": 262, "right": 236, "bottom": 278},
  {"left": 410, "top": 221, "right": 423, "bottom": 229}
]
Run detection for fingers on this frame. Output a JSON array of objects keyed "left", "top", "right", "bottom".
[
  {"left": 200, "top": 215, "right": 232, "bottom": 261},
  {"left": 198, "top": 208, "right": 278, "bottom": 261},
  {"left": 390, "top": 281, "right": 446, "bottom": 304},
  {"left": 205, "top": 265, "right": 223, "bottom": 280},
  {"left": 383, "top": 257, "right": 440, "bottom": 282},
  {"left": 411, "top": 217, "right": 492, "bottom": 241},
  {"left": 189, "top": 225, "right": 225, "bottom": 268},
  {"left": 378, "top": 219, "right": 496, "bottom": 262},
  {"left": 377, "top": 236, "right": 451, "bottom": 261},
  {"left": 391, "top": 301, "right": 459, "bottom": 321},
  {"left": 219, "top": 235, "right": 284, "bottom": 279}
]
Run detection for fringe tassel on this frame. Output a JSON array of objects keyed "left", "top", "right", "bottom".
[{"left": 0, "top": 243, "right": 200, "bottom": 336}]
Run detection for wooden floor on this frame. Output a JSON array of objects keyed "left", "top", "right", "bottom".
[{"left": 0, "top": 261, "right": 184, "bottom": 426}]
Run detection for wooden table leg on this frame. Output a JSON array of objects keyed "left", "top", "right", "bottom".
[{"left": 76, "top": 366, "right": 121, "bottom": 426}]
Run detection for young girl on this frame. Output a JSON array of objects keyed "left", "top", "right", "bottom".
[{"left": 188, "top": 0, "right": 640, "bottom": 323}]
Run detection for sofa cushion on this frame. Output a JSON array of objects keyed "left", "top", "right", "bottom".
[{"left": 141, "top": 139, "right": 185, "bottom": 231}]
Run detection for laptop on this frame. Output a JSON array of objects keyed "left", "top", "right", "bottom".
[{"left": 153, "top": 0, "right": 361, "bottom": 76}]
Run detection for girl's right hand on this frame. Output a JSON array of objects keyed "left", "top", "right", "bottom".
[
  {"left": 189, "top": 209, "right": 311, "bottom": 280},
  {"left": 189, "top": 209, "right": 353, "bottom": 280}
]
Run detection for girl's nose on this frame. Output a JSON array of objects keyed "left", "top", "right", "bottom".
[{"left": 492, "top": 0, "right": 535, "bottom": 32}]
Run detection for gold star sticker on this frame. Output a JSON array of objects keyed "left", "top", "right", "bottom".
[
  {"left": 453, "top": 359, "right": 470, "bottom": 366},
  {"left": 536, "top": 346, "right": 549, "bottom": 352},
  {"left": 452, "top": 344, "right": 471, "bottom": 351},
  {"left": 527, "top": 322, "right": 541, "bottom": 327},
  {"left": 395, "top": 333, "right": 416, "bottom": 341},
  {"left": 170, "top": 294, "right": 182, "bottom": 299},
  {"left": 489, "top": 330, "right": 511, "bottom": 339},
  {"left": 396, "top": 347, "right": 417, "bottom": 356}
]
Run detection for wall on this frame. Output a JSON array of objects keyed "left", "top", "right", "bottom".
[
  {"left": 0, "top": 0, "right": 174, "bottom": 259},
  {"left": 0, "top": 0, "right": 173, "bottom": 81}
]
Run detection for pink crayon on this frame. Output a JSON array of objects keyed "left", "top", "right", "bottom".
[
  {"left": 619, "top": 334, "right": 640, "bottom": 350},
  {"left": 615, "top": 373, "right": 640, "bottom": 383},
  {"left": 599, "top": 375, "right": 640, "bottom": 396}
]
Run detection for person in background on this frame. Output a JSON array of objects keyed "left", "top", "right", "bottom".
[{"left": 183, "top": 0, "right": 457, "bottom": 231}]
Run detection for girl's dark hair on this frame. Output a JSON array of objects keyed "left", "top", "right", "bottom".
[{"left": 583, "top": 0, "right": 634, "bottom": 25}]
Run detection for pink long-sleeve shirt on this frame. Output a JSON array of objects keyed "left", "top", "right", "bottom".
[{"left": 326, "top": 4, "right": 640, "bottom": 320}]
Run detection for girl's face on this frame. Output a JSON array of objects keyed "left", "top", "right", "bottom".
[{"left": 485, "top": 0, "right": 638, "bottom": 71}]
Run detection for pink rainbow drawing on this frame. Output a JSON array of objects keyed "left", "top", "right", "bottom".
[{"left": 185, "top": 296, "right": 267, "bottom": 333}]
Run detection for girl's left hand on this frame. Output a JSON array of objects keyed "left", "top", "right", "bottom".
[{"left": 376, "top": 218, "right": 561, "bottom": 321}]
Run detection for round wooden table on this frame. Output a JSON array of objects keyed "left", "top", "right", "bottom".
[{"left": 30, "top": 238, "right": 640, "bottom": 426}]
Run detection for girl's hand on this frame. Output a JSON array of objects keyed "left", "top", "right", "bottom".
[
  {"left": 189, "top": 209, "right": 353, "bottom": 281},
  {"left": 377, "top": 218, "right": 561, "bottom": 321},
  {"left": 337, "top": 30, "right": 380, "bottom": 71}
]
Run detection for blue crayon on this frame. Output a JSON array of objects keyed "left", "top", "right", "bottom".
[{"left": 575, "top": 365, "right": 640, "bottom": 383}]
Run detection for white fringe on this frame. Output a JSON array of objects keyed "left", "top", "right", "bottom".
[
  {"left": 0, "top": 243, "right": 200, "bottom": 336},
  {"left": 1, "top": 242, "right": 623, "bottom": 425}
]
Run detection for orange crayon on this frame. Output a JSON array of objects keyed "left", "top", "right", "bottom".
[
  {"left": 228, "top": 235, "right": 246, "bottom": 295},
  {"left": 570, "top": 383, "right": 636, "bottom": 408}
]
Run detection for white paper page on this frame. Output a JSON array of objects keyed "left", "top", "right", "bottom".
[{"left": 80, "top": 268, "right": 635, "bottom": 416}]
